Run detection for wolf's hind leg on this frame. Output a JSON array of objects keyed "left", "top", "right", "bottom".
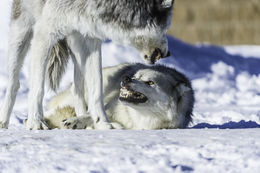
[
  {"left": 0, "top": 13, "right": 33, "bottom": 128},
  {"left": 66, "top": 32, "right": 89, "bottom": 118},
  {"left": 83, "top": 37, "right": 112, "bottom": 129},
  {"left": 63, "top": 34, "right": 111, "bottom": 129}
]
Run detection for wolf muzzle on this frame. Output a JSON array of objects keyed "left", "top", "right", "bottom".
[
  {"left": 146, "top": 48, "right": 171, "bottom": 64},
  {"left": 121, "top": 76, "right": 132, "bottom": 87}
]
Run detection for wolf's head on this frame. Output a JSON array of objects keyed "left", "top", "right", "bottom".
[
  {"left": 133, "top": 34, "right": 170, "bottom": 64},
  {"left": 119, "top": 64, "right": 194, "bottom": 128},
  {"left": 99, "top": 0, "right": 174, "bottom": 64},
  {"left": 132, "top": 0, "right": 174, "bottom": 64}
]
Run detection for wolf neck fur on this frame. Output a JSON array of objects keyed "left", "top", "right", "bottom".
[{"left": 110, "top": 102, "right": 173, "bottom": 130}]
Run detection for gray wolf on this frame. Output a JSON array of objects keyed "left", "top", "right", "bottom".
[
  {"left": 45, "top": 63, "right": 194, "bottom": 130},
  {"left": 0, "top": 0, "right": 174, "bottom": 129}
]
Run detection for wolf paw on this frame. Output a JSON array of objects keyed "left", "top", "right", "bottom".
[
  {"left": 0, "top": 121, "right": 8, "bottom": 129},
  {"left": 62, "top": 116, "right": 94, "bottom": 129},
  {"left": 24, "top": 119, "right": 50, "bottom": 130},
  {"left": 110, "top": 122, "right": 124, "bottom": 129},
  {"left": 94, "top": 121, "right": 113, "bottom": 130}
]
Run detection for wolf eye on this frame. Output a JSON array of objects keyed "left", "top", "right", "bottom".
[{"left": 145, "top": 81, "right": 154, "bottom": 86}]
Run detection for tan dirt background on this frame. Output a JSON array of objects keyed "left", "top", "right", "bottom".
[{"left": 168, "top": 0, "right": 260, "bottom": 45}]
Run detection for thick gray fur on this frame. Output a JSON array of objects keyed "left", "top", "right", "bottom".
[
  {"left": 96, "top": 0, "right": 174, "bottom": 30},
  {"left": 104, "top": 63, "right": 194, "bottom": 128},
  {"left": 47, "top": 39, "right": 70, "bottom": 91},
  {"left": 46, "top": 63, "right": 194, "bottom": 129},
  {"left": 11, "top": 0, "right": 21, "bottom": 20},
  {"left": 0, "top": 0, "right": 174, "bottom": 130}
]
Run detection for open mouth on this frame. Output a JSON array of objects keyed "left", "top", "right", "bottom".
[{"left": 119, "top": 87, "right": 148, "bottom": 103}]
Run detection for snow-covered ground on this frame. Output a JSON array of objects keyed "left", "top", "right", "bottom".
[
  {"left": 1, "top": 128, "right": 260, "bottom": 173},
  {"left": 0, "top": 1, "right": 260, "bottom": 172}
]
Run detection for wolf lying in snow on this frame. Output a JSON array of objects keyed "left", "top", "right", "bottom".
[
  {"left": 0, "top": 0, "right": 174, "bottom": 129},
  {"left": 45, "top": 63, "right": 194, "bottom": 130}
]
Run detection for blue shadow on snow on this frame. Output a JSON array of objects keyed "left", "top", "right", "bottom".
[
  {"left": 166, "top": 36, "right": 260, "bottom": 79},
  {"left": 192, "top": 120, "right": 260, "bottom": 129}
]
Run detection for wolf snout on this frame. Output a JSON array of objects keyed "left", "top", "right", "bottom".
[
  {"left": 150, "top": 48, "right": 162, "bottom": 64},
  {"left": 121, "top": 76, "right": 132, "bottom": 87},
  {"left": 146, "top": 48, "right": 170, "bottom": 64}
]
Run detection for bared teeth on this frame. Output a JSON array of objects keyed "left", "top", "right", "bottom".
[
  {"left": 120, "top": 88, "right": 131, "bottom": 98},
  {"left": 119, "top": 86, "right": 148, "bottom": 103},
  {"left": 120, "top": 87, "right": 146, "bottom": 99}
]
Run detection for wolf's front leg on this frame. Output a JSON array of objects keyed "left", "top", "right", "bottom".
[
  {"left": 84, "top": 38, "right": 112, "bottom": 129},
  {"left": 25, "top": 24, "right": 55, "bottom": 130},
  {"left": 62, "top": 115, "right": 94, "bottom": 129}
]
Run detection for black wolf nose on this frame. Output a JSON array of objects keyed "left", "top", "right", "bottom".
[
  {"left": 150, "top": 48, "right": 162, "bottom": 64},
  {"left": 121, "top": 76, "right": 132, "bottom": 86}
]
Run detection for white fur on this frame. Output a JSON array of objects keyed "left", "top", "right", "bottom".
[
  {"left": 0, "top": 6, "right": 34, "bottom": 128},
  {"left": 0, "top": 0, "right": 171, "bottom": 129},
  {"left": 46, "top": 64, "right": 194, "bottom": 130}
]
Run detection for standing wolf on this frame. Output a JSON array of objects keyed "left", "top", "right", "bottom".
[{"left": 0, "top": 0, "right": 173, "bottom": 130}]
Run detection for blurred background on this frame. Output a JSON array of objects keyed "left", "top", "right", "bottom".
[{"left": 168, "top": 0, "right": 260, "bottom": 45}]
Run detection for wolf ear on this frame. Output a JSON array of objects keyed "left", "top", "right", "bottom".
[{"left": 161, "top": 0, "right": 174, "bottom": 8}]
